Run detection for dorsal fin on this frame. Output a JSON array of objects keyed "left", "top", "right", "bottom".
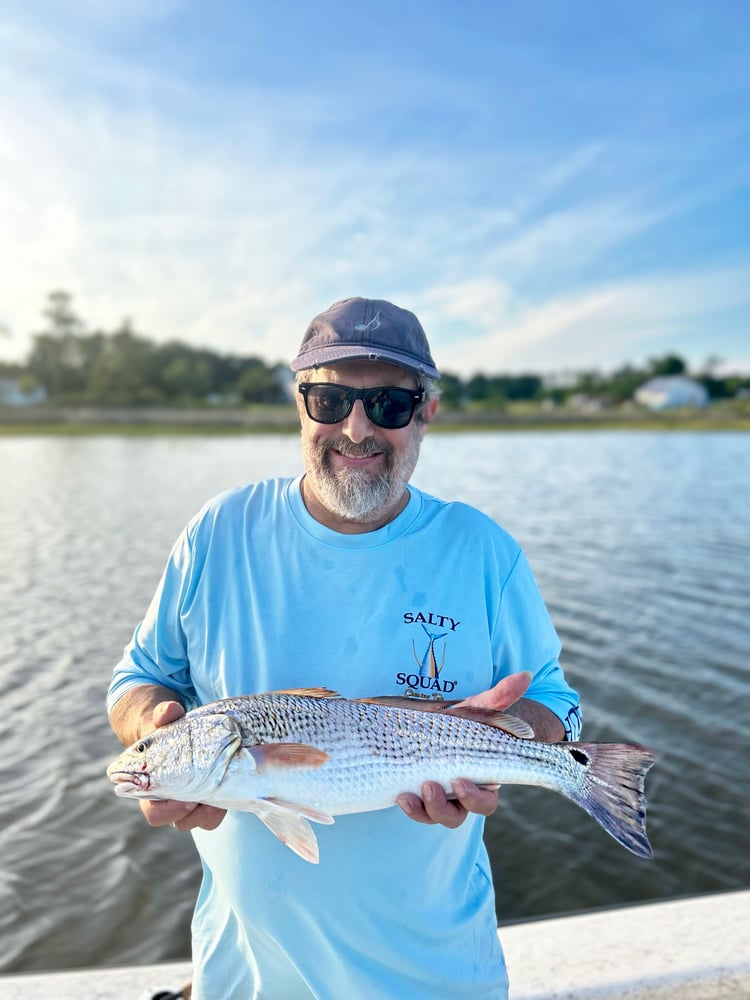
[
  {"left": 354, "top": 695, "right": 535, "bottom": 740},
  {"left": 267, "top": 687, "right": 341, "bottom": 699},
  {"left": 445, "top": 705, "right": 534, "bottom": 739}
]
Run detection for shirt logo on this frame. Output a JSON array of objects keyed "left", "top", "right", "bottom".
[{"left": 396, "top": 613, "right": 460, "bottom": 697}]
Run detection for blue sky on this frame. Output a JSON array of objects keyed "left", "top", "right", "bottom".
[{"left": 0, "top": 0, "right": 748, "bottom": 376}]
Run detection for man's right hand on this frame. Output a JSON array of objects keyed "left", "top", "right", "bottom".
[{"left": 140, "top": 700, "right": 227, "bottom": 832}]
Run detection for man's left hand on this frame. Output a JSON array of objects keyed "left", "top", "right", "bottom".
[
  {"left": 397, "top": 779, "right": 500, "bottom": 827},
  {"left": 395, "top": 670, "right": 532, "bottom": 828}
]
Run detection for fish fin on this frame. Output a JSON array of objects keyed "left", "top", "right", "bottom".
[
  {"left": 444, "top": 706, "right": 535, "bottom": 739},
  {"left": 265, "top": 797, "right": 335, "bottom": 825},
  {"left": 355, "top": 695, "right": 535, "bottom": 739},
  {"left": 248, "top": 743, "right": 330, "bottom": 772},
  {"left": 267, "top": 687, "right": 341, "bottom": 699},
  {"left": 251, "top": 800, "right": 321, "bottom": 863},
  {"left": 355, "top": 695, "right": 463, "bottom": 712},
  {"left": 564, "top": 742, "right": 656, "bottom": 859}
]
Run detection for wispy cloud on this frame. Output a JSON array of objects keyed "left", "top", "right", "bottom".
[
  {"left": 430, "top": 264, "right": 750, "bottom": 374},
  {"left": 0, "top": 2, "right": 747, "bottom": 377}
]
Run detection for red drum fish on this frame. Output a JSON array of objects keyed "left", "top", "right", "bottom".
[{"left": 107, "top": 687, "right": 655, "bottom": 864}]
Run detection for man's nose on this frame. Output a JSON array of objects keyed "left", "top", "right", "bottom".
[{"left": 340, "top": 399, "right": 375, "bottom": 442}]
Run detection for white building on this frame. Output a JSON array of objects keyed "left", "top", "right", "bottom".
[
  {"left": 634, "top": 375, "right": 708, "bottom": 410},
  {"left": 0, "top": 376, "right": 47, "bottom": 406}
]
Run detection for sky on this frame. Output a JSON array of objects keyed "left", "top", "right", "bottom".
[{"left": 0, "top": 0, "right": 748, "bottom": 377}]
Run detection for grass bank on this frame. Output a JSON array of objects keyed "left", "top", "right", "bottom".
[{"left": 1, "top": 403, "right": 749, "bottom": 434}]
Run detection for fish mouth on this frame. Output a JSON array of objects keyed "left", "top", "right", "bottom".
[{"left": 108, "top": 769, "right": 151, "bottom": 793}]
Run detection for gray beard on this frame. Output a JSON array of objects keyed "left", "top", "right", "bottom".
[{"left": 305, "top": 435, "right": 420, "bottom": 523}]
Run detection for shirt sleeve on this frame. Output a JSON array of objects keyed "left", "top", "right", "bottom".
[
  {"left": 493, "top": 549, "right": 582, "bottom": 741},
  {"left": 106, "top": 527, "right": 200, "bottom": 713}
]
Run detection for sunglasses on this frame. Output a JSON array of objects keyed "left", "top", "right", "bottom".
[{"left": 298, "top": 382, "right": 424, "bottom": 429}]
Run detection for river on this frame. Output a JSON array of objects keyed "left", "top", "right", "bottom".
[{"left": 0, "top": 431, "right": 748, "bottom": 972}]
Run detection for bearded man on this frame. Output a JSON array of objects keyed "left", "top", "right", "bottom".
[{"left": 108, "top": 297, "right": 581, "bottom": 1000}]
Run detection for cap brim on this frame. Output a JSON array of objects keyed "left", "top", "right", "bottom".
[{"left": 291, "top": 345, "right": 440, "bottom": 379}]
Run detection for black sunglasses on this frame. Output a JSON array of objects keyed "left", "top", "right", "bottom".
[{"left": 298, "top": 382, "right": 424, "bottom": 429}]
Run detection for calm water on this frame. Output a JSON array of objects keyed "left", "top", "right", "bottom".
[{"left": 0, "top": 431, "right": 748, "bottom": 973}]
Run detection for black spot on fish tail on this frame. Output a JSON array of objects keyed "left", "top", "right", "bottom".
[{"left": 564, "top": 742, "right": 656, "bottom": 859}]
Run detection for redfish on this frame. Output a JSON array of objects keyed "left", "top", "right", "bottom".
[{"left": 107, "top": 687, "right": 655, "bottom": 864}]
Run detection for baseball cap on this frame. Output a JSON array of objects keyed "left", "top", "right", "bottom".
[{"left": 291, "top": 297, "right": 440, "bottom": 380}]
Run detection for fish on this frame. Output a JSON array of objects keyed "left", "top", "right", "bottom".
[
  {"left": 415, "top": 623, "right": 448, "bottom": 678},
  {"left": 107, "top": 686, "right": 656, "bottom": 864}
]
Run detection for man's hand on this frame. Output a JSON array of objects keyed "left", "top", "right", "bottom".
[
  {"left": 140, "top": 700, "right": 226, "bottom": 832},
  {"left": 396, "top": 671, "right": 534, "bottom": 828},
  {"left": 396, "top": 779, "right": 500, "bottom": 827}
]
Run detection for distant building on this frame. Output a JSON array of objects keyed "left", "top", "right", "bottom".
[
  {"left": 567, "top": 392, "right": 609, "bottom": 412},
  {"left": 0, "top": 377, "right": 47, "bottom": 406},
  {"left": 634, "top": 376, "right": 708, "bottom": 411}
]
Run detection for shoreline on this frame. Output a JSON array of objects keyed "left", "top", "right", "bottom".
[{"left": 2, "top": 404, "right": 749, "bottom": 434}]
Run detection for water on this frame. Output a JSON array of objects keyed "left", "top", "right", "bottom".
[{"left": 0, "top": 431, "right": 748, "bottom": 972}]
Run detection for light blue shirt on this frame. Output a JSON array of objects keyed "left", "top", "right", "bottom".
[{"left": 109, "top": 477, "right": 581, "bottom": 999}]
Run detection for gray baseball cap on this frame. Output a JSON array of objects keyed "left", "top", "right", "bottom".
[{"left": 291, "top": 297, "right": 440, "bottom": 379}]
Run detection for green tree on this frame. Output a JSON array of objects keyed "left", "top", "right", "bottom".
[
  {"left": 500, "top": 374, "right": 542, "bottom": 401},
  {"left": 436, "top": 372, "right": 463, "bottom": 408},
  {"left": 603, "top": 363, "right": 646, "bottom": 403},
  {"left": 698, "top": 375, "right": 731, "bottom": 400},
  {"left": 87, "top": 321, "right": 161, "bottom": 404},
  {"left": 648, "top": 354, "right": 686, "bottom": 377},
  {"left": 466, "top": 374, "right": 494, "bottom": 405},
  {"left": 234, "top": 361, "right": 285, "bottom": 403},
  {"left": 27, "top": 291, "right": 89, "bottom": 397}
]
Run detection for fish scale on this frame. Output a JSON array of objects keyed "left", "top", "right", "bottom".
[
  {"left": 108, "top": 687, "right": 656, "bottom": 864},
  {"left": 231, "top": 699, "right": 573, "bottom": 813}
]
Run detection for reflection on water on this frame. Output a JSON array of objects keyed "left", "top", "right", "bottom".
[{"left": 1, "top": 431, "right": 748, "bottom": 971}]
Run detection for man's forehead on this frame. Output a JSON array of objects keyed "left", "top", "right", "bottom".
[{"left": 304, "top": 360, "right": 417, "bottom": 386}]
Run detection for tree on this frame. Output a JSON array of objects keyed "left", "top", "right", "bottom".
[
  {"left": 466, "top": 374, "right": 494, "bottom": 404},
  {"left": 501, "top": 374, "right": 542, "bottom": 401},
  {"left": 648, "top": 354, "right": 686, "bottom": 377},
  {"left": 604, "top": 363, "right": 645, "bottom": 403},
  {"left": 436, "top": 372, "right": 463, "bottom": 408},
  {"left": 161, "top": 355, "right": 213, "bottom": 400},
  {"left": 234, "top": 361, "right": 285, "bottom": 403},
  {"left": 87, "top": 321, "right": 160, "bottom": 404},
  {"left": 27, "top": 291, "right": 89, "bottom": 397}
]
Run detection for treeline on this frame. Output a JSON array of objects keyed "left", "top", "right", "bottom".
[
  {"left": 2, "top": 291, "right": 748, "bottom": 407},
  {"left": 438, "top": 352, "right": 748, "bottom": 408},
  {"left": 2, "top": 291, "right": 287, "bottom": 406}
]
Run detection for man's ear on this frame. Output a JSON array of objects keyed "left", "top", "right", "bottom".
[{"left": 420, "top": 397, "right": 440, "bottom": 426}]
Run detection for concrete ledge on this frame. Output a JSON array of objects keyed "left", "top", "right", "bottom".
[
  {"left": 1, "top": 891, "right": 747, "bottom": 999},
  {"left": 0, "top": 960, "right": 193, "bottom": 1000},
  {"left": 501, "top": 890, "right": 750, "bottom": 999}
]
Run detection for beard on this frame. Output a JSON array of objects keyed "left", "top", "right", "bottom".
[{"left": 302, "top": 432, "right": 421, "bottom": 523}]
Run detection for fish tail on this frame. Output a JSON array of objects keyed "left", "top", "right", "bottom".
[{"left": 565, "top": 742, "right": 656, "bottom": 858}]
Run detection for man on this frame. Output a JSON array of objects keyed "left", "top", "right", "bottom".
[{"left": 108, "top": 297, "right": 581, "bottom": 999}]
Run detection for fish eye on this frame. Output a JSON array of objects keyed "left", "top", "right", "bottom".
[{"left": 135, "top": 741, "right": 149, "bottom": 753}]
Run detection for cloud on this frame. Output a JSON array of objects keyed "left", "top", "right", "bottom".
[{"left": 430, "top": 263, "right": 750, "bottom": 375}]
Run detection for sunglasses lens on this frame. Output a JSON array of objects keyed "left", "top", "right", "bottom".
[
  {"left": 304, "top": 385, "right": 351, "bottom": 424},
  {"left": 364, "top": 388, "right": 415, "bottom": 429}
]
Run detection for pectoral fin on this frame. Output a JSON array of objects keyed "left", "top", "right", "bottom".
[{"left": 247, "top": 743, "right": 330, "bottom": 772}]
